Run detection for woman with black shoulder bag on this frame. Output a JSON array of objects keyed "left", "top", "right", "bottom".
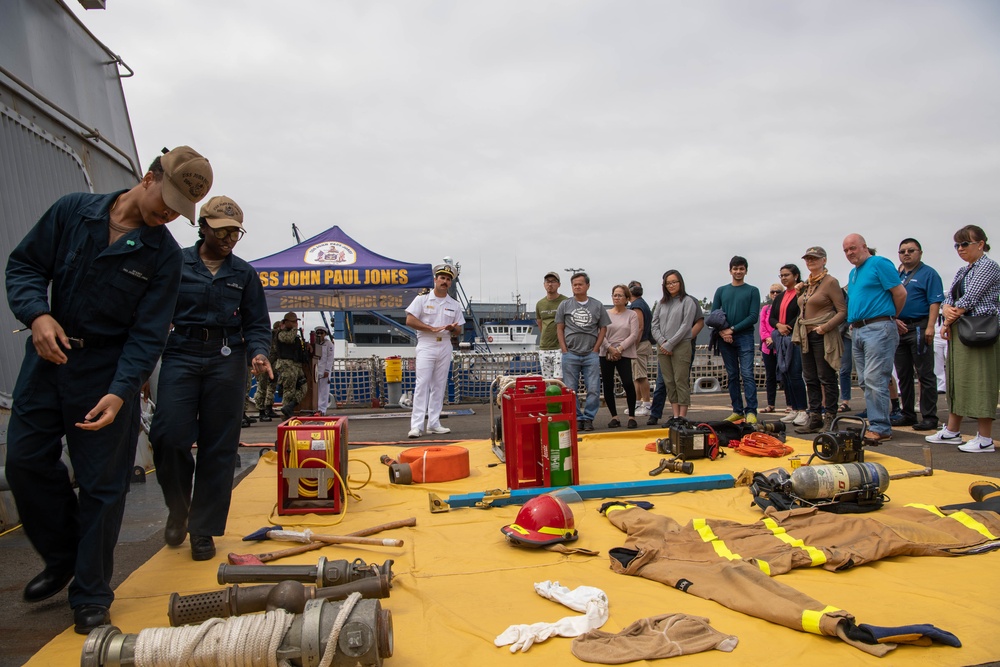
[{"left": 925, "top": 225, "right": 1000, "bottom": 453}]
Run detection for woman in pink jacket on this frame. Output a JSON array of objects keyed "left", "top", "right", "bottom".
[
  {"left": 758, "top": 283, "right": 783, "bottom": 413},
  {"left": 600, "top": 284, "right": 640, "bottom": 428}
]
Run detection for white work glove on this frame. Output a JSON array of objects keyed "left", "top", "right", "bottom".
[{"left": 495, "top": 581, "right": 610, "bottom": 653}]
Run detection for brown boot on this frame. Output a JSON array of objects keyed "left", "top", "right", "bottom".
[
  {"left": 795, "top": 413, "right": 824, "bottom": 434},
  {"left": 821, "top": 414, "right": 835, "bottom": 433}
]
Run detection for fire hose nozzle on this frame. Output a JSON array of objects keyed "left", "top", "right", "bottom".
[
  {"left": 649, "top": 457, "right": 694, "bottom": 476},
  {"left": 217, "top": 556, "right": 395, "bottom": 587},
  {"left": 169, "top": 574, "right": 392, "bottom": 626}
]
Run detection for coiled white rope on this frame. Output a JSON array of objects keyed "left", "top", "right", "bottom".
[
  {"left": 317, "top": 592, "right": 362, "bottom": 667},
  {"left": 133, "top": 610, "right": 294, "bottom": 666}
]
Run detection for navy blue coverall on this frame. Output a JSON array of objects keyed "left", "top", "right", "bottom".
[
  {"left": 149, "top": 243, "right": 271, "bottom": 537},
  {"left": 5, "top": 191, "right": 182, "bottom": 609}
]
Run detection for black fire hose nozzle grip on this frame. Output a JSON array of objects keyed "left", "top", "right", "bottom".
[{"left": 649, "top": 457, "right": 694, "bottom": 476}]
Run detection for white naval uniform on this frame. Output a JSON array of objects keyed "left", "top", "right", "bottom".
[
  {"left": 314, "top": 338, "right": 335, "bottom": 414},
  {"left": 406, "top": 292, "right": 465, "bottom": 432}
]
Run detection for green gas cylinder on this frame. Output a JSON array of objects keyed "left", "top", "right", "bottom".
[{"left": 546, "top": 384, "right": 573, "bottom": 486}]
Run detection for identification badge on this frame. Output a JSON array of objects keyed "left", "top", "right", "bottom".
[{"left": 221, "top": 337, "right": 231, "bottom": 357}]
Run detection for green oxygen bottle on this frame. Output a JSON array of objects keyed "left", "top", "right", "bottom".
[{"left": 546, "top": 384, "right": 573, "bottom": 486}]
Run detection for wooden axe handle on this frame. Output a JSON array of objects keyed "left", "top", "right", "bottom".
[
  {"left": 256, "top": 541, "right": 325, "bottom": 562},
  {"left": 310, "top": 534, "right": 404, "bottom": 547},
  {"left": 255, "top": 517, "right": 416, "bottom": 563},
  {"left": 346, "top": 516, "right": 416, "bottom": 537}
]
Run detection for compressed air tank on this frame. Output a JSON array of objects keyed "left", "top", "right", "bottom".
[{"left": 789, "top": 462, "right": 889, "bottom": 500}]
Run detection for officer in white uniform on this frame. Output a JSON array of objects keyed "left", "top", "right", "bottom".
[
  {"left": 313, "top": 326, "right": 335, "bottom": 414},
  {"left": 405, "top": 264, "right": 465, "bottom": 438}
]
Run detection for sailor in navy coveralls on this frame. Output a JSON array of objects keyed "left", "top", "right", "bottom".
[
  {"left": 4, "top": 146, "right": 212, "bottom": 633},
  {"left": 149, "top": 195, "right": 273, "bottom": 562}
]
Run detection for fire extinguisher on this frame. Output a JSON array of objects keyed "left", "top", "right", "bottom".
[{"left": 546, "top": 384, "right": 573, "bottom": 486}]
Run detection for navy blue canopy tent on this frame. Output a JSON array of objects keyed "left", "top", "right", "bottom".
[{"left": 250, "top": 225, "right": 434, "bottom": 311}]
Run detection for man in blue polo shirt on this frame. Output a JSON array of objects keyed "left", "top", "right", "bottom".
[
  {"left": 843, "top": 234, "right": 907, "bottom": 442},
  {"left": 892, "top": 238, "right": 944, "bottom": 431}
]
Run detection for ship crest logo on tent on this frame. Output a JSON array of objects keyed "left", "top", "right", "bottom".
[{"left": 304, "top": 241, "right": 358, "bottom": 265}]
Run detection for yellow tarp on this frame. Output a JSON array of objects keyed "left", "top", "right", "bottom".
[{"left": 32, "top": 432, "right": 1000, "bottom": 666}]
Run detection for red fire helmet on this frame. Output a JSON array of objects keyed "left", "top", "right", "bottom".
[{"left": 500, "top": 494, "right": 579, "bottom": 547}]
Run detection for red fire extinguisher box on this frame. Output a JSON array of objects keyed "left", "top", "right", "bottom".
[
  {"left": 277, "top": 416, "right": 348, "bottom": 515},
  {"left": 500, "top": 376, "right": 579, "bottom": 489}
]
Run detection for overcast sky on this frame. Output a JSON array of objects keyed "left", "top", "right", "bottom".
[{"left": 70, "top": 0, "right": 1000, "bottom": 309}]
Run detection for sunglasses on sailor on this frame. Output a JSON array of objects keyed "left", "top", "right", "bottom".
[
  {"left": 769, "top": 290, "right": 782, "bottom": 295},
  {"left": 954, "top": 241, "right": 979, "bottom": 250},
  {"left": 898, "top": 248, "right": 919, "bottom": 255},
  {"left": 211, "top": 228, "right": 244, "bottom": 241}
]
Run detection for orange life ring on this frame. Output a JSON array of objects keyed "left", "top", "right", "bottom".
[
  {"left": 487, "top": 336, "right": 494, "bottom": 342},
  {"left": 398, "top": 445, "right": 470, "bottom": 483}
]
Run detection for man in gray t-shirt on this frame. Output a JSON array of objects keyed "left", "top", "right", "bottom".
[{"left": 556, "top": 272, "right": 610, "bottom": 430}]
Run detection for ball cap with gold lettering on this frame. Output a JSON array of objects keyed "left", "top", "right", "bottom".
[
  {"left": 159, "top": 146, "right": 213, "bottom": 223},
  {"left": 802, "top": 246, "right": 827, "bottom": 259},
  {"left": 199, "top": 195, "right": 244, "bottom": 230}
]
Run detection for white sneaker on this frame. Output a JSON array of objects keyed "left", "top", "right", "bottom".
[
  {"left": 634, "top": 405, "right": 649, "bottom": 417},
  {"left": 925, "top": 428, "right": 963, "bottom": 445},
  {"left": 793, "top": 411, "right": 809, "bottom": 426},
  {"left": 958, "top": 435, "right": 995, "bottom": 453},
  {"left": 780, "top": 410, "right": 798, "bottom": 423},
  {"left": 426, "top": 426, "right": 451, "bottom": 435},
  {"left": 407, "top": 428, "right": 422, "bottom": 439}
]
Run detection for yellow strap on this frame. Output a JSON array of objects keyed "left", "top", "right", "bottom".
[
  {"left": 802, "top": 605, "right": 840, "bottom": 635},
  {"left": 693, "top": 519, "right": 771, "bottom": 575},
  {"left": 906, "top": 504, "right": 998, "bottom": 540},
  {"left": 762, "top": 517, "right": 828, "bottom": 566},
  {"left": 604, "top": 503, "right": 636, "bottom": 516}
]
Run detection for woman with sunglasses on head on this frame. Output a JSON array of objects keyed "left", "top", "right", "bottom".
[
  {"left": 770, "top": 264, "right": 810, "bottom": 426},
  {"left": 792, "top": 247, "right": 846, "bottom": 434},
  {"left": 758, "top": 283, "right": 784, "bottom": 413},
  {"left": 149, "top": 196, "right": 274, "bottom": 560},
  {"left": 926, "top": 225, "right": 1000, "bottom": 453}
]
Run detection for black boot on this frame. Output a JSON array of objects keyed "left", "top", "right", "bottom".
[{"left": 258, "top": 409, "right": 272, "bottom": 423}]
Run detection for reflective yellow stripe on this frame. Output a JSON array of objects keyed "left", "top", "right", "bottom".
[
  {"left": 693, "top": 519, "right": 771, "bottom": 574},
  {"left": 762, "top": 517, "right": 828, "bottom": 566},
  {"left": 802, "top": 605, "right": 840, "bottom": 635},
  {"left": 907, "top": 503, "right": 944, "bottom": 517},
  {"left": 604, "top": 503, "right": 635, "bottom": 516},
  {"left": 509, "top": 523, "right": 574, "bottom": 538},
  {"left": 906, "top": 504, "right": 998, "bottom": 540}
]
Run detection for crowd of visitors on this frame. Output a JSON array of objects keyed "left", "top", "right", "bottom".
[{"left": 539, "top": 229, "right": 999, "bottom": 453}]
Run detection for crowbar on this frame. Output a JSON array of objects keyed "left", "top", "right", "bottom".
[{"left": 429, "top": 474, "right": 736, "bottom": 512}]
